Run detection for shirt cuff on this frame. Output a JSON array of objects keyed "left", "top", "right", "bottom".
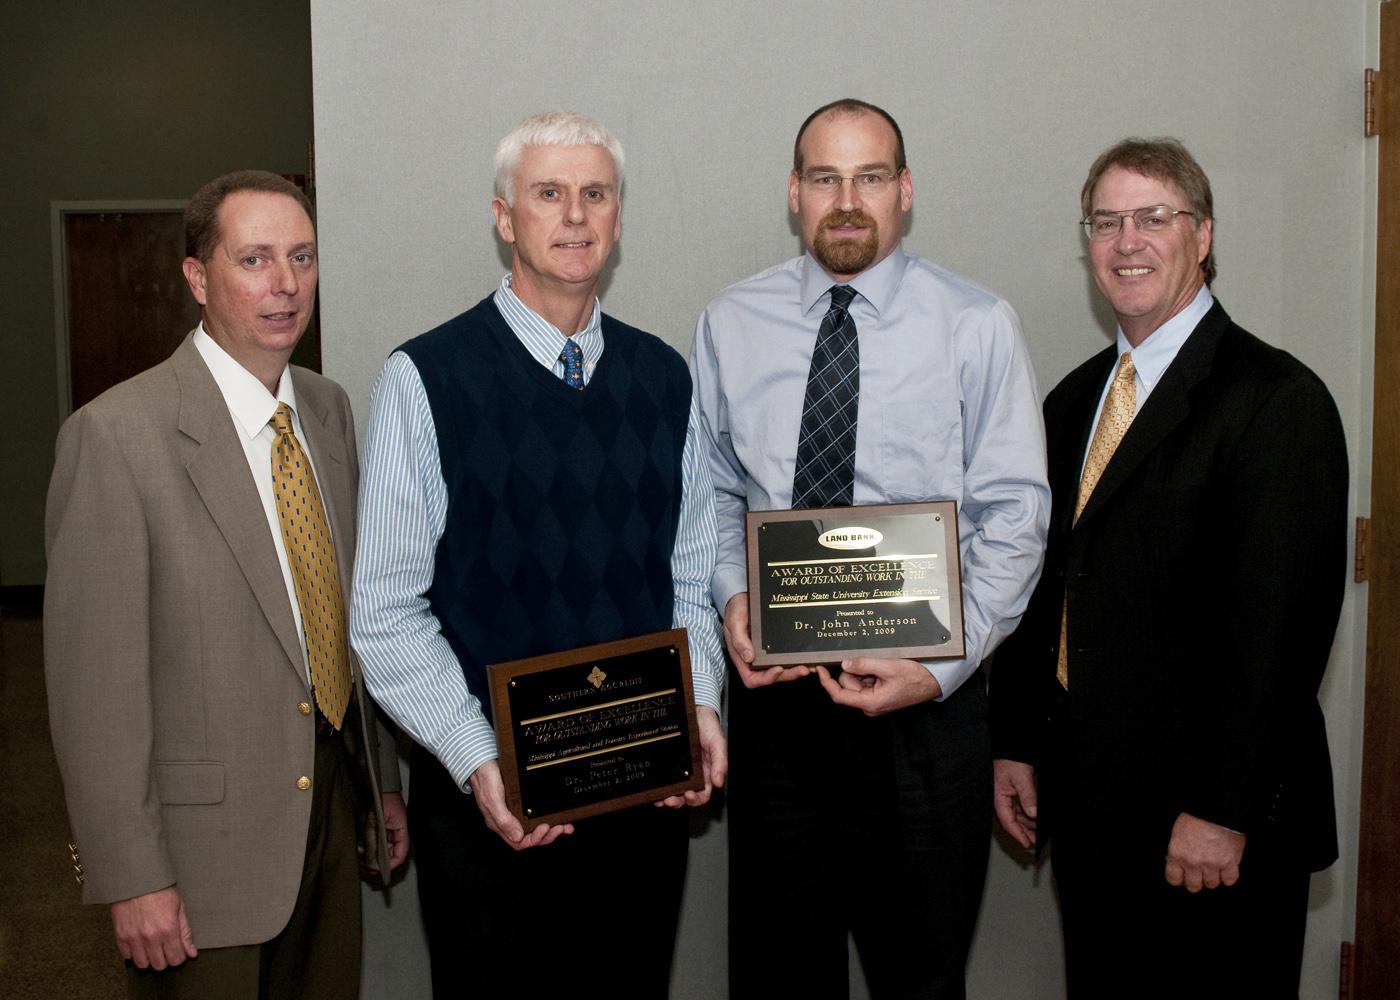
[
  {"left": 691, "top": 668, "right": 722, "bottom": 714},
  {"left": 713, "top": 566, "right": 747, "bottom": 615},
  {"left": 436, "top": 718, "right": 499, "bottom": 793},
  {"left": 920, "top": 656, "right": 976, "bottom": 702}
]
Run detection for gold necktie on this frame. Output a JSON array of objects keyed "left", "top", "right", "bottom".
[
  {"left": 270, "top": 403, "right": 351, "bottom": 728},
  {"left": 1058, "top": 352, "right": 1136, "bottom": 687}
]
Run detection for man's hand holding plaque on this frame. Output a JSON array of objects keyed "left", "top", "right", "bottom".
[
  {"left": 722, "top": 592, "right": 814, "bottom": 688},
  {"left": 727, "top": 588, "right": 946, "bottom": 715},
  {"left": 468, "top": 760, "right": 576, "bottom": 851},
  {"left": 815, "top": 658, "right": 944, "bottom": 717},
  {"left": 654, "top": 707, "right": 727, "bottom": 809}
]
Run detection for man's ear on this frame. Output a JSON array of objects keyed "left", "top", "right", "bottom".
[
  {"left": 181, "top": 257, "right": 208, "bottom": 306},
  {"left": 491, "top": 198, "right": 515, "bottom": 244}
]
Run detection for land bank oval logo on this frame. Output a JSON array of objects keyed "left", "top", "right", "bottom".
[{"left": 818, "top": 526, "right": 884, "bottom": 551}]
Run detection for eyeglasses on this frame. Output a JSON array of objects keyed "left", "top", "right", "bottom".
[
  {"left": 1080, "top": 204, "right": 1196, "bottom": 241},
  {"left": 800, "top": 170, "right": 900, "bottom": 194}
]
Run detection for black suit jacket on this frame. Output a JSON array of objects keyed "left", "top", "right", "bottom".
[{"left": 991, "top": 301, "right": 1346, "bottom": 871}]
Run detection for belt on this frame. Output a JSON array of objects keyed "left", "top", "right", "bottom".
[{"left": 315, "top": 707, "right": 340, "bottom": 742}]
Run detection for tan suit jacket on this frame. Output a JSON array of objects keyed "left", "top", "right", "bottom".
[{"left": 44, "top": 334, "right": 400, "bottom": 949}]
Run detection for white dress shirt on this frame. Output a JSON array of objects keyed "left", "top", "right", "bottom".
[{"left": 193, "top": 324, "right": 322, "bottom": 682}]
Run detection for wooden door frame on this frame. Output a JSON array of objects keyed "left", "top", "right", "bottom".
[
  {"left": 1356, "top": 2, "right": 1400, "bottom": 997},
  {"left": 49, "top": 200, "right": 186, "bottom": 420}
]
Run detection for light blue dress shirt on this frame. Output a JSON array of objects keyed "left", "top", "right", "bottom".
[
  {"left": 351, "top": 275, "right": 725, "bottom": 791},
  {"left": 690, "top": 247, "right": 1051, "bottom": 698}
]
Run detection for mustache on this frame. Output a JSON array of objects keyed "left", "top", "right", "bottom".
[{"left": 821, "top": 209, "right": 877, "bottom": 230}]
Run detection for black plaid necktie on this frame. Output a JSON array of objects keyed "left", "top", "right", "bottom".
[{"left": 792, "top": 284, "right": 859, "bottom": 508}]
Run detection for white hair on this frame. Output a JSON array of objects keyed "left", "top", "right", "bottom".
[{"left": 493, "top": 110, "right": 626, "bottom": 204}]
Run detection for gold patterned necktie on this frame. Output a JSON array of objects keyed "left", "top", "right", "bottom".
[
  {"left": 270, "top": 403, "right": 351, "bottom": 728},
  {"left": 1058, "top": 352, "right": 1137, "bottom": 687}
]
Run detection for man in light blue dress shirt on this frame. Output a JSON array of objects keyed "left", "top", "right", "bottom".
[
  {"left": 690, "top": 99, "right": 1050, "bottom": 999},
  {"left": 351, "top": 111, "right": 728, "bottom": 997}
]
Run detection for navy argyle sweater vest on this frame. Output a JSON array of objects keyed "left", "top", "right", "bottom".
[{"left": 397, "top": 296, "right": 690, "bottom": 719}]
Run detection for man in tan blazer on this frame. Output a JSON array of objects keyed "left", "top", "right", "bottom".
[{"left": 44, "top": 170, "right": 407, "bottom": 1000}]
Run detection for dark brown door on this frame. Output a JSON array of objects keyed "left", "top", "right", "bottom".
[
  {"left": 64, "top": 210, "right": 199, "bottom": 411},
  {"left": 1356, "top": 3, "right": 1400, "bottom": 996}
]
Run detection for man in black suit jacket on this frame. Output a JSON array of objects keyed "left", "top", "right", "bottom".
[{"left": 990, "top": 138, "right": 1347, "bottom": 999}]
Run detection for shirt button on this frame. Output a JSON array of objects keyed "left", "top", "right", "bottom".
[
  {"left": 296, "top": 776, "right": 312, "bottom": 791},
  {"left": 297, "top": 701, "right": 312, "bottom": 716}
]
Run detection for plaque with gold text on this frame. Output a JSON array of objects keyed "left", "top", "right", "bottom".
[
  {"left": 488, "top": 629, "right": 704, "bottom": 827},
  {"left": 746, "top": 502, "right": 964, "bottom": 666}
]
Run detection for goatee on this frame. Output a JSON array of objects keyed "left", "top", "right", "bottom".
[{"left": 812, "top": 209, "right": 879, "bottom": 276}]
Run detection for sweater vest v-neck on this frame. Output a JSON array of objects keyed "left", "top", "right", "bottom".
[{"left": 396, "top": 296, "right": 691, "bottom": 718}]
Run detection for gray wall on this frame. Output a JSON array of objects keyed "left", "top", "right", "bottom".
[
  {"left": 0, "top": 1, "right": 316, "bottom": 586},
  {"left": 311, "top": 2, "right": 1377, "bottom": 997}
]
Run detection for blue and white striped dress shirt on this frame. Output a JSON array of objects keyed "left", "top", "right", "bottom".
[{"left": 351, "top": 274, "right": 725, "bottom": 792}]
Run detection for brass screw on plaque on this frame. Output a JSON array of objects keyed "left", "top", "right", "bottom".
[
  {"left": 525, "top": 807, "right": 533, "bottom": 817},
  {"left": 683, "top": 770, "right": 691, "bottom": 778},
  {"left": 509, "top": 680, "right": 516, "bottom": 688},
  {"left": 669, "top": 647, "right": 677, "bottom": 656}
]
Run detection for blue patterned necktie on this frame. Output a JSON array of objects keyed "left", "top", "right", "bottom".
[
  {"left": 792, "top": 285, "right": 859, "bottom": 508},
  {"left": 560, "top": 338, "right": 585, "bottom": 389}
]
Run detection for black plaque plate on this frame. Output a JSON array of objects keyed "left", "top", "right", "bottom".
[
  {"left": 487, "top": 628, "right": 704, "bottom": 827},
  {"left": 746, "top": 501, "right": 964, "bottom": 666}
]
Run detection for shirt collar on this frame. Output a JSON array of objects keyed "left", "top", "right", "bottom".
[
  {"left": 799, "top": 245, "right": 909, "bottom": 319},
  {"left": 1114, "top": 284, "right": 1215, "bottom": 396},
  {"left": 192, "top": 323, "right": 297, "bottom": 440},
  {"left": 493, "top": 273, "right": 604, "bottom": 371}
]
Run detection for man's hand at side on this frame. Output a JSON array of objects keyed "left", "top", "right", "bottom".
[
  {"left": 110, "top": 885, "right": 197, "bottom": 970},
  {"left": 815, "top": 658, "right": 941, "bottom": 716},
  {"left": 656, "top": 706, "right": 728, "bottom": 809},
  {"left": 992, "top": 759, "right": 1038, "bottom": 850},
  {"left": 467, "top": 759, "right": 573, "bottom": 851},
  {"left": 1164, "top": 812, "right": 1245, "bottom": 892},
  {"left": 382, "top": 791, "right": 410, "bottom": 870},
  {"left": 723, "top": 593, "right": 811, "bottom": 688}
]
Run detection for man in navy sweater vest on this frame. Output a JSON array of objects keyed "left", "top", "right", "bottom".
[{"left": 351, "top": 111, "right": 728, "bottom": 996}]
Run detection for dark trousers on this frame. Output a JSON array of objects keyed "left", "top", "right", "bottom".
[
  {"left": 728, "top": 670, "right": 992, "bottom": 1000},
  {"left": 1041, "top": 684, "right": 1317, "bottom": 1000},
  {"left": 409, "top": 744, "right": 689, "bottom": 998},
  {"left": 1052, "top": 825, "right": 1313, "bottom": 1000},
  {"left": 126, "top": 734, "right": 363, "bottom": 1000}
]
